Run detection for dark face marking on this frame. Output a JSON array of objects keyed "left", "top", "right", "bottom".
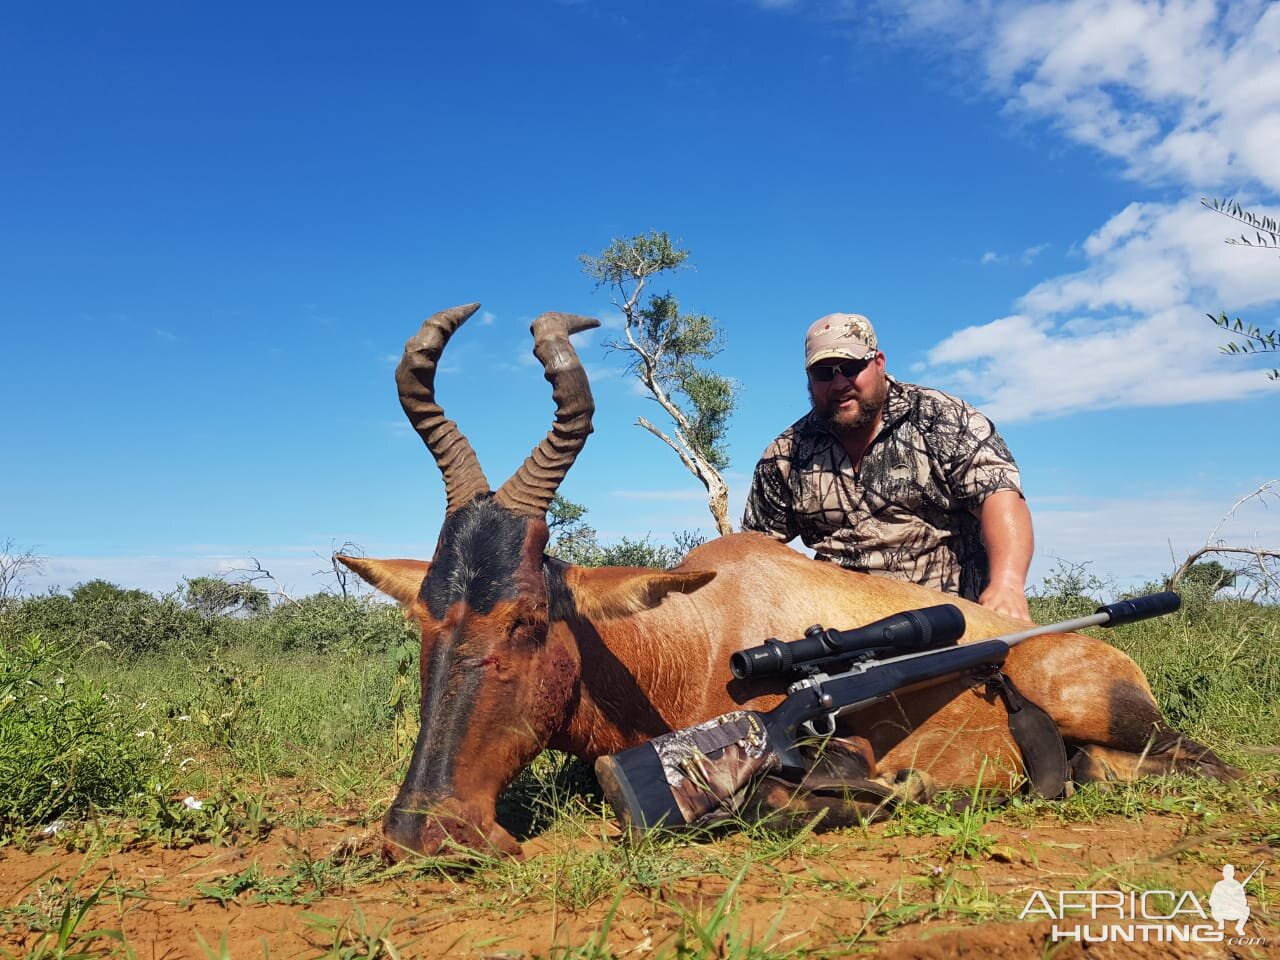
[
  {"left": 389, "top": 497, "right": 556, "bottom": 841},
  {"left": 423, "top": 497, "right": 529, "bottom": 619},
  {"left": 413, "top": 618, "right": 488, "bottom": 794},
  {"left": 542, "top": 557, "right": 578, "bottom": 623}
]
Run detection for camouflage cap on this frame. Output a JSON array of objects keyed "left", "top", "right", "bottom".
[{"left": 805, "top": 313, "right": 878, "bottom": 368}]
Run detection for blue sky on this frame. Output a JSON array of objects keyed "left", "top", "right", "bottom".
[{"left": 3, "top": 0, "right": 1277, "bottom": 599}]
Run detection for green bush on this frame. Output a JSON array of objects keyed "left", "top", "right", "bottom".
[
  {"left": 0, "top": 635, "right": 171, "bottom": 839},
  {"left": 1027, "top": 558, "right": 1110, "bottom": 623},
  {"left": 0, "top": 583, "right": 410, "bottom": 659},
  {"left": 0, "top": 594, "right": 76, "bottom": 642},
  {"left": 183, "top": 576, "right": 270, "bottom": 617},
  {"left": 0, "top": 584, "right": 212, "bottom": 657},
  {"left": 257, "top": 594, "right": 412, "bottom": 654},
  {"left": 1031, "top": 562, "right": 1280, "bottom": 751}
]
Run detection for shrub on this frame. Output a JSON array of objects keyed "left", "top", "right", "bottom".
[
  {"left": 183, "top": 576, "right": 270, "bottom": 618},
  {"left": 258, "top": 594, "right": 411, "bottom": 654},
  {"left": 0, "top": 635, "right": 170, "bottom": 839},
  {"left": 1028, "top": 558, "right": 1110, "bottom": 623},
  {"left": 0, "top": 584, "right": 212, "bottom": 658}
]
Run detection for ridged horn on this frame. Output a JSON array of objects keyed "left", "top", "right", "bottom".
[
  {"left": 494, "top": 312, "right": 599, "bottom": 517},
  {"left": 396, "top": 302, "right": 491, "bottom": 515}
]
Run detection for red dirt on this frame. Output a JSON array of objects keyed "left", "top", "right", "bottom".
[{"left": 2, "top": 803, "right": 1274, "bottom": 959}]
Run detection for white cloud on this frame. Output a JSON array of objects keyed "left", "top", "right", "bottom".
[
  {"left": 980, "top": 243, "right": 1049, "bottom": 266},
  {"left": 924, "top": 198, "right": 1280, "bottom": 421},
  {"left": 883, "top": 0, "right": 1280, "bottom": 192},
  {"left": 598, "top": 309, "right": 628, "bottom": 330},
  {"left": 1030, "top": 485, "right": 1280, "bottom": 589},
  {"left": 1021, "top": 243, "right": 1049, "bottom": 264},
  {"left": 479, "top": 310, "right": 497, "bottom": 326},
  {"left": 21, "top": 540, "right": 443, "bottom": 599},
  {"left": 777, "top": 2, "right": 1280, "bottom": 419},
  {"left": 22, "top": 487, "right": 1272, "bottom": 599},
  {"left": 24, "top": 552, "right": 335, "bottom": 598}
]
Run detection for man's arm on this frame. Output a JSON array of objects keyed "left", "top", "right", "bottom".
[
  {"left": 978, "top": 489, "right": 1033, "bottom": 621},
  {"left": 742, "top": 447, "right": 798, "bottom": 543}
]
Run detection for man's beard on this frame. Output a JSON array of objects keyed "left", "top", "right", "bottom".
[
  {"left": 826, "top": 398, "right": 882, "bottom": 432},
  {"left": 811, "top": 381, "right": 887, "bottom": 434}
]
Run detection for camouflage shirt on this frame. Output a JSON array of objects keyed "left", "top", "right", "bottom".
[{"left": 742, "top": 378, "right": 1022, "bottom": 600}]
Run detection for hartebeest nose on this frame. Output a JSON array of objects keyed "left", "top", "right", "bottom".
[{"left": 381, "top": 795, "right": 523, "bottom": 861}]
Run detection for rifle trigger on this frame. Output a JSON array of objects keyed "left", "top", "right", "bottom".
[{"left": 803, "top": 712, "right": 838, "bottom": 739}]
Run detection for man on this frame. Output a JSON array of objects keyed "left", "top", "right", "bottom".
[{"left": 743, "top": 312, "right": 1034, "bottom": 621}]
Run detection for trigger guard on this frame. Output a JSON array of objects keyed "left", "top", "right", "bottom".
[{"left": 802, "top": 712, "right": 838, "bottom": 739}]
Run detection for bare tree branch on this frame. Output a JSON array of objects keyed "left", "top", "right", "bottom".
[
  {"left": 319, "top": 540, "right": 366, "bottom": 600},
  {"left": 226, "top": 557, "right": 300, "bottom": 607},
  {"left": 0, "top": 539, "right": 45, "bottom": 606},
  {"left": 1169, "top": 482, "right": 1280, "bottom": 597},
  {"left": 636, "top": 416, "right": 700, "bottom": 475}
]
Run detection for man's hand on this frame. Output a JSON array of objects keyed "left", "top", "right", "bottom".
[
  {"left": 979, "top": 490, "right": 1034, "bottom": 622},
  {"left": 979, "top": 580, "right": 1032, "bottom": 622}
]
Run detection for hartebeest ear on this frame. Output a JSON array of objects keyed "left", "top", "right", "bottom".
[
  {"left": 564, "top": 567, "right": 716, "bottom": 621},
  {"left": 335, "top": 556, "right": 430, "bottom": 607}
]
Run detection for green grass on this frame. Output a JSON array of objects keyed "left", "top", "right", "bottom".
[
  {"left": 1028, "top": 593, "right": 1280, "bottom": 758},
  {"left": 0, "top": 870, "right": 133, "bottom": 960},
  {"left": 0, "top": 587, "right": 1277, "bottom": 958},
  {"left": 0, "top": 636, "right": 173, "bottom": 839},
  {"left": 1, "top": 593, "right": 1276, "bottom": 847}
]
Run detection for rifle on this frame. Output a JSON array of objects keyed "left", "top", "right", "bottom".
[{"left": 595, "top": 592, "right": 1181, "bottom": 835}]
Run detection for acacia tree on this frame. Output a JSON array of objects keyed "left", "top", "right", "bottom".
[
  {"left": 580, "top": 232, "right": 738, "bottom": 535},
  {"left": 1201, "top": 197, "right": 1279, "bottom": 380},
  {"left": 183, "top": 576, "right": 270, "bottom": 617},
  {"left": 546, "top": 494, "right": 705, "bottom": 568}
]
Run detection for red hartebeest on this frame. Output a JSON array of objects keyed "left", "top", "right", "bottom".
[{"left": 339, "top": 303, "right": 1235, "bottom": 858}]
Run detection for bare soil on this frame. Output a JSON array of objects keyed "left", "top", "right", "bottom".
[{"left": 2, "top": 796, "right": 1275, "bottom": 959}]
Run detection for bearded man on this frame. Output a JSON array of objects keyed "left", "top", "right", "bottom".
[{"left": 743, "top": 313, "right": 1034, "bottom": 621}]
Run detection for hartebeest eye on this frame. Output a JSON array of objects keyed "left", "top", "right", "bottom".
[{"left": 507, "top": 611, "right": 545, "bottom": 645}]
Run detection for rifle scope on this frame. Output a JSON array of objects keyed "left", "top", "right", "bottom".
[{"left": 730, "top": 604, "right": 965, "bottom": 680}]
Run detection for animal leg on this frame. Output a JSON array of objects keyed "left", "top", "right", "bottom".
[
  {"left": 1063, "top": 679, "right": 1239, "bottom": 782},
  {"left": 1070, "top": 735, "right": 1240, "bottom": 784},
  {"left": 802, "top": 734, "right": 877, "bottom": 780},
  {"left": 1015, "top": 644, "right": 1240, "bottom": 785},
  {"left": 740, "top": 735, "right": 934, "bottom": 830},
  {"left": 743, "top": 768, "right": 935, "bottom": 831}
]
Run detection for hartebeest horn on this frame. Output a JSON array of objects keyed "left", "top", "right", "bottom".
[
  {"left": 396, "top": 303, "right": 491, "bottom": 515},
  {"left": 494, "top": 312, "right": 600, "bottom": 517}
]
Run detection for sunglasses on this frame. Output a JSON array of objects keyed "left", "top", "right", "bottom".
[{"left": 808, "top": 358, "right": 869, "bottom": 383}]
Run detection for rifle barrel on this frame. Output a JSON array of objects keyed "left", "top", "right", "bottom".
[{"left": 998, "top": 591, "right": 1181, "bottom": 649}]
